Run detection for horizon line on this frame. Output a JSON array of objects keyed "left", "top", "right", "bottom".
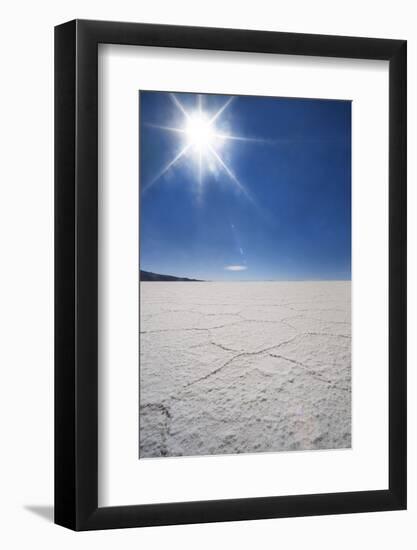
[{"left": 139, "top": 268, "right": 351, "bottom": 283}]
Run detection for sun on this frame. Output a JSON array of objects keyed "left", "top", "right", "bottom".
[
  {"left": 143, "top": 93, "right": 263, "bottom": 205},
  {"left": 185, "top": 113, "right": 216, "bottom": 151}
]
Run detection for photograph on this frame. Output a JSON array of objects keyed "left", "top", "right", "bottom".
[{"left": 139, "top": 90, "right": 352, "bottom": 459}]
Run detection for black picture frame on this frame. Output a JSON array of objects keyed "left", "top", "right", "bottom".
[{"left": 55, "top": 19, "right": 407, "bottom": 531}]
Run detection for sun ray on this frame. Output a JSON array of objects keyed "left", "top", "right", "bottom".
[
  {"left": 170, "top": 93, "right": 190, "bottom": 119},
  {"left": 197, "top": 95, "right": 204, "bottom": 192},
  {"left": 208, "top": 146, "right": 253, "bottom": 203},
  {"left": 214, "top": 132, "right": 269, "bottom": 143},
  {"left": 145, "top": 123, "right": 185, "bottom": 134},
  {"left": 198, "top": 148, "right": 203, "bottom": 192},
  {"left": 209, "top": 146, "right": 271, "bottom": 223},
  {"left": 143, "top": 143, "right": 191, "bottom": 193},
  {"left": 208, "top": 97, "right": 234, "bottom": 125}
]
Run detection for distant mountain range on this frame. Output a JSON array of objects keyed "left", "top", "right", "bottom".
[{"left": 140, "top": 270, "right": 203, "bottom": 282}]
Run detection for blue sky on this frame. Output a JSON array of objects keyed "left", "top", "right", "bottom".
[{"left": 140, "top": 91, "right": 351, "bottom": 281}]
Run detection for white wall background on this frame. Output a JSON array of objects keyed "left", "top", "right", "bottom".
[{"left": 0, "top": 0, "right": 415, "bottom": 547}]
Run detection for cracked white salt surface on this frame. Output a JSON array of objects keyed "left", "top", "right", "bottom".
[{"left": 139, "top": 281, "right": 351, "bottom": 458}]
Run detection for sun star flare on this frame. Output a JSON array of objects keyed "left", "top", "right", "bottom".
[{"left": 143, "top": 94, "right": 260, "bottom": 201}]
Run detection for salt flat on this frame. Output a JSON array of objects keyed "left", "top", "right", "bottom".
[{"left": 139, "top": 281, "right": 351, "bottom": 458}]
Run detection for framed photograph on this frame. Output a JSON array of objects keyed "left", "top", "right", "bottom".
[{"left": 55, "top": 20, "right": 406, "bottom": 530}]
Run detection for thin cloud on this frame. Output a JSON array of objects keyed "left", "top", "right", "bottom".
[{"left": 224, "top": 265, "right": 247, "bottom": 271}]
